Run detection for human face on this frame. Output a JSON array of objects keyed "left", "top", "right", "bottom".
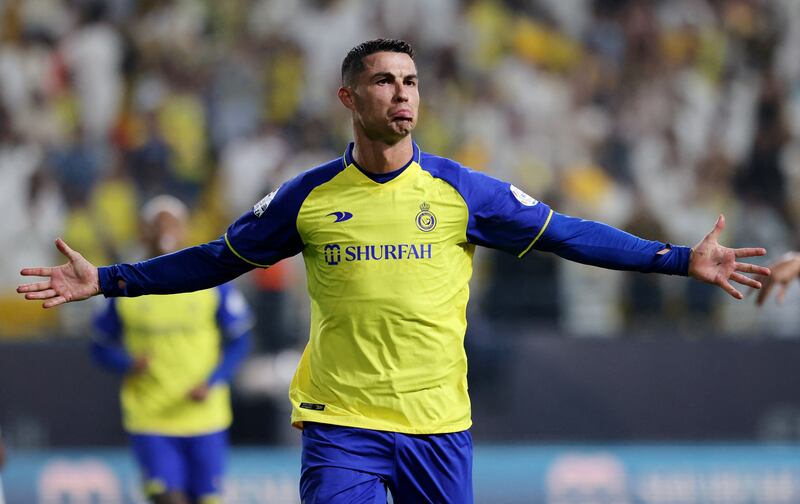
[
  {"left": 143, "top": 211, "right": 187, "bottom": 256},
  {"left": 339, "top": 51, "right": 419, "bottom": 144}
]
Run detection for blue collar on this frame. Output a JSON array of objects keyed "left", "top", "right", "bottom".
[{"left": 344, "top": 141, "right": 421, "bottom": 184}]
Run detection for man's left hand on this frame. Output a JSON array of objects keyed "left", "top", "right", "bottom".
[{"left": 689, "top": 214, "right": 771, "bottom": 299}]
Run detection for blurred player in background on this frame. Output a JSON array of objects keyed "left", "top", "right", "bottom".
[
  {"left": 19, "top": 40, "right": 770, "bottom": 503},
  {"left": 90, "top": 195, "right": 252, "bottom": 504},
  {"left": 756, "top": 252, "right": 800, "bottom": 305}
]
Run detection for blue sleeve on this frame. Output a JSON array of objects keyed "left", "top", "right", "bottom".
[
  {"left": 207, "top": 331, "right": 251, "bottom": 386},
  {"left": 98, "top": 238, "right": 253, "bottom": 297},
  {"left": 91, "top": 299, "right": 134, "bottom": 374},
  {"left": 207, "top": 283, "right": 254, "bottom": 385},
  {"left": 419, "top": 155, "right": 552, "bottom": 256},
  {"left": 534, "top": 211, "right": 691, "bottom": 275},
  {"left": 214, "top": 283, "right": 255, "bottom": 336},
  {"left": 225, "top": 160, "right": 346, "bottom": 267}
]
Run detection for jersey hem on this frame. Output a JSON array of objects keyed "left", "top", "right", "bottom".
[
  {"left": 124, "top": 420, "right": 231, "bottom": 437},
  {"left": 290, "top": 413, "right": 472, "bottom": 435}
]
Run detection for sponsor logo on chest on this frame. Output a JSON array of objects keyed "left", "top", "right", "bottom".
[
  {"left": 321, "top": 201, "right": 437, "bottom": 266},
  {"left": 323, "top": 243, "right": 432, "bottom": 266}
]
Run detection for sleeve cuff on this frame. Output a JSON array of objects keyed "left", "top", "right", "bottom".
[
  {"left": 666, "top": 245, "right": 692, "bottom": 276},
  {"left": 98, "top": 265, "right": 125, "bottom": 297}
]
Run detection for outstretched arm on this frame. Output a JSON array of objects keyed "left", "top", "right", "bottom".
[
  {"left": 754, "top": 252, "right": 800, "bottom": 305},
  {"left": 535, "top": 213, "right": 769, "bottom": 299},
  {"left": 18, "top": 237, "right": 254, "bottom": 307}
]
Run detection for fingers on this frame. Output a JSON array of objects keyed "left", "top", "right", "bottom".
[
  {"left": 707, "top": 214, "right": 725, "bottom": 241},
  {"left": 734, "top": 248, "right": 767, "bottom": 259},
  {"left": 24, "top": 289, "right": 58, "bottom": 300},
  {"left": 777, "top": 284, "right": 789, "bottom": 304},
  {"left": 42, "top": 297, "right": 67, "bottom": 309},
  {"left": 730, "top": 272, "right": 761, "bottom": 289},
  {"left": 20, "top": 267, "right": 53, "bottom": 278},
  {"left": 734, "top": 262, "right": 771, "bottom": 276},
  {"left": 16, "top": 280, "right": 52, "bottom": 293},
  {"left": 756, "top": 279, "right": 774, "bottom": 305},
  {"left": 719, "top": 278, "right": 743, "bottom": 300},
  {"left": 55, "top": 238, "right": 79, "bottom": 261}
]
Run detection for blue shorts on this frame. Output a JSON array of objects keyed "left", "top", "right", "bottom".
[
  {"left": 129, "top": 430, "right": 227, "bottom": 502},
  {"left": 300, "top": 422, "right": 473, "bottom": 504}
]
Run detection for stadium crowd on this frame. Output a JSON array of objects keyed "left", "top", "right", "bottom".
[{"left": 2, "top": 0, "right": 800, "bottom": 341}]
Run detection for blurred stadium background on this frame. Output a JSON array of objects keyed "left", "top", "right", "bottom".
[{"left": 2, "top": 0, "right": 800, "bottom": 502}]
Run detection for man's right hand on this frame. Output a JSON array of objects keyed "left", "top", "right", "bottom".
[{"left": 17, "top": 238, "right": 101, "bottom": 308}]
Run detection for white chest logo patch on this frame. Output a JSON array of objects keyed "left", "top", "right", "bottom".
[
  {"left": 510, "top": 185, "right": 538, "bottom": 207},
  {"left": 253, "top": 188, "right": 279, "bottom": 217}
]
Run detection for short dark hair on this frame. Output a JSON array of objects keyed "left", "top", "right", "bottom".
[{"left": 341, "top": 39, "right": 415, "bottom": 86}]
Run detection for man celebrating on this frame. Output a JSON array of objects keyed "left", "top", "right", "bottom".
[{"left": 20, "top": 39, "right": 769, "bottom": 503}]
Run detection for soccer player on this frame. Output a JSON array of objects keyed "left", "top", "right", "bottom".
[
  {"left": 90, "top": 195, "right": 252, "bottom": 504},
  {"left": 755, "top": 252, "right": 800, "bottom": 305},
  {"left": 19, "top": 39, "right": 770, "bottom": 503}
]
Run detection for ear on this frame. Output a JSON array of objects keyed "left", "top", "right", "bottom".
[{"left": 338, "top": 86, "right": 355, "bottom": 111}]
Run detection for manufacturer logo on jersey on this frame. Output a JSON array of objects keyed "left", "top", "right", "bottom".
[
  {"left": 415, "top": 202, "right": 437, "bottom": 232},
  {"left": 324, "top": 244, "right": 341, "bottom": 265},
  {"left": 510, "top": 185, "right": 538, "bottom": 207},
  {"left": 327, "top": 211, "right": 353, "bottom": 223},
  {"left": 253, "top": 188, "right": 279, "bottom": 217},
  {"left": 299, "top": 402, "right": 325, "bottom": 411},
  {"left": 323, "top": 243, "right": 433, "bottom": 266}
]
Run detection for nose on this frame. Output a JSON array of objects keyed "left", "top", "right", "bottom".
[{"left": 393, "top": 82, "right": 409, "bottom": 102}]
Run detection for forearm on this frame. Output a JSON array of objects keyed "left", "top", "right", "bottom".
[
  {"left": 208, "top": 330, "right": 252, "bottom": 386},
  {"left": 99, "top": 238, "right": 253, "bottom": 297},
  {"left": 534, "top": 212, "right": 690, "bottom": 275}
]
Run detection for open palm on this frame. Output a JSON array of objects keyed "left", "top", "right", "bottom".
[
  {"left": 688, "top": 215, "right": 770, "bottom": 299},
  {"left": 17, "top": 238, "right": 100, "bottom": 308}
]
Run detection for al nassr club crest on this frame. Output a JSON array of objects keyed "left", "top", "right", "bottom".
[{"left": 415, "top": 202, "right": 436, "bottom": 232}]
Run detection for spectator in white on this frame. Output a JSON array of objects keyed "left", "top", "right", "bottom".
[
  {"left": 0, "top": 107, "right": 63, "bottom": 291},
  {"left": 60, "top": 2, "right": 123, "bottom": 142}
]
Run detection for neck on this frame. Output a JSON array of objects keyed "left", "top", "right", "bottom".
[{"left": 352, "top": 129, "right": 413, "bottom": 174}]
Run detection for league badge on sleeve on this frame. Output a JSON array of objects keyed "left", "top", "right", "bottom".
[
  {"left": 510, "top": 185, "right": 539, "bottom": 207},
  {"left": 253, "top": 188, "right": 279, "bottom": 217}
]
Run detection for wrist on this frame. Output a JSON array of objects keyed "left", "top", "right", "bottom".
[
  {"left": 97, "top": 266, "right": 125, "bottom": 297},
  {"left": 93, "top": 267, "right": 101, "bottom": 296}
]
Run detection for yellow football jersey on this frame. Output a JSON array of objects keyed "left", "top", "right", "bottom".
[
  {"left": 226, "top": 142, "right": 552, "bottom": 434},
  {"left": 93, "top": 285, "right": 250, "bottom": 436}
]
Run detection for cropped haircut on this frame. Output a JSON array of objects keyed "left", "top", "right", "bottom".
[{"left": 341, "top": 39, "right": 415, "bottom": 86}]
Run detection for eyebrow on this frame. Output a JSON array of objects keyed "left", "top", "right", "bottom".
[{"left": 370, "top": 72, "right": 418, "bottom": 81}]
